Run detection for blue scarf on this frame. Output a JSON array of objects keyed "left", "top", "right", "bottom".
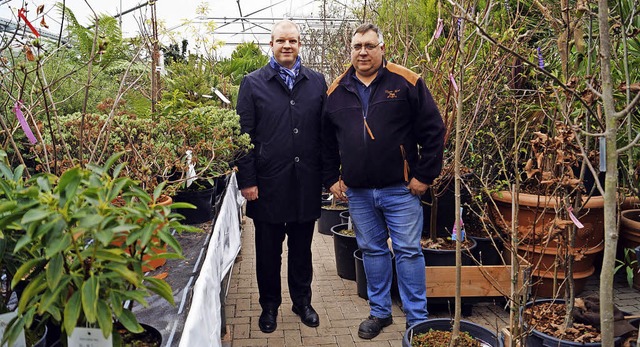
[{"left": 269, "top": 56, "right": 301, "bottom": 90}]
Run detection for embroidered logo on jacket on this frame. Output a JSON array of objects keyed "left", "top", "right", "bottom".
[{"left": 385, "top": 89, "right": 400, "bottom": 99}]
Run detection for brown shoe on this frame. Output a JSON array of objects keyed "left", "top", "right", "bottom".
[{"left": 358, "top": 315, "right": 393, "bottom": 339}]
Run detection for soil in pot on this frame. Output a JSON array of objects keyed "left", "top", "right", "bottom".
[
  {"left": 524, "top": 300, "right": 603, "bottom": 345},
  {"left": 404, "top": 319, "right": 498, "bottom": 347},
  {"left": 411, "top": 330, "right": 483, "bottom": 347},
  {"left": 421, "top": 237, "right": 477, "bottom": 266}
]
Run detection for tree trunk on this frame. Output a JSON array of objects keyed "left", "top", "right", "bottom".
[{"left": 597, "top": 0, "right": 618, "bottom": 345}]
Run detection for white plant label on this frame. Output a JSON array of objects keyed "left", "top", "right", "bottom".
[
  {"left": 0, "top": 312, "right": 26, "bottom": 347},
  {"left": 67, "top": 327, "right": 112, "bottom": 347}
]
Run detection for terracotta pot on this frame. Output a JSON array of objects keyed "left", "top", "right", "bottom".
[
  {"left": 531, "top": 266, "right": 595, "bottom": 298},
  {"left": 491, "top": 191, "right": 604, "bottom": 248},
  {"left": 517, "top": 241, "right": 604, "bottom": 274},
  {"left": 620, "top": 209, "right": 640, "bottom": 250}
]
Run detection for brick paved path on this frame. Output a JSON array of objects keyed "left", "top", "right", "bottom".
[{"left": 224, "top": 217, "right": 640, "bottom": 347}]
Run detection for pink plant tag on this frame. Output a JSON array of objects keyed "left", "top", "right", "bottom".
[
  {"left": 567, "top": 207, "right": 584, "bottom": 229},
  {"left": 14, "top": 101, "right": 37, "bottom": 144},
  {"left": 449, "top": 74, "right": 459, "bottom": 92},
  {"left": 434, "top": 18, "right": 444, "bottom": 39}
]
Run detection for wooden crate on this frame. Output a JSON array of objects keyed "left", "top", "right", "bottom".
[{"left": 425, "top": 256, "right": 530, "bottom": 298}]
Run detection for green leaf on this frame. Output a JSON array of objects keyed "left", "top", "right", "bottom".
[
  {"left": 64, "top": 291, "right": 82, "bottom": 336},
  {"left": 103, "top": 263, "right": 141, "bottom": 285},
  {"left": 39, "top": 277, "right": 71, "bottom": 315},
  {"left": 96, "top": 299, "right": 114, "bottom": 338},
  {"left": 45, "top": 233, "right": 72, "bottom": 258},
  {"left": 12, "top": 257, "right": 44, "bottom": 288},
  {"left": 158, "top": 231, "right": 182, "bottom": 255},
  {"left": 81, "top": 275, "right": 99, "bottom": 323},
  {"left": 117, "top": 309, "right": 143, "bottom": 333},
  {"left": 21, "top": 208, "right": 50, "bottom": 224},
  {"left": 17, "top": 275, "right": 46, "bottom": 314},
  {"left": 0, "top": 161, "right": 14, "bottom": 178},
  {"left": 144, "top": 277, "right": 175, "bottom": 305},
  {"left": 58, "top": 167, "right": 82, "bottom": 204},
  {"left": 168, "top": 202, "right": 197, "bottom": 210},
  {"left": 46, "top": 253, "right": 64, "bottom": 288},
  {"left": 93, "top": 248, "right": 127, "bottom": 263},
  {"left": 0, "top": 200, "right": 18, "bottom": 214}
]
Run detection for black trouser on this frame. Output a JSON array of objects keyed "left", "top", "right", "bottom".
[{"left": 254, "top": 220, "right": 315, "bottom": 311}]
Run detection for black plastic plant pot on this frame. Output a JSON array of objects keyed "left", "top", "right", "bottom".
[
  {"left": 173, "top": 186, "right": 216, "bottom": 225},
  {"left": 523, "top": 299, "right": 622, "bottom": 347},
  {"left": 114, "top": 322, "right": 163, "bottom": 346},
  {"left": 469, "top": 235, "right": 504, "bottom": 265},
  {"left": 422, "top": 237, "right": 478, "bottom": 266},
  {"left": 339, "top": 210, "right": 349, "bottom": 224},
  {"left": 332, "top": 223, "right": 358, "bottom": 281},
  {"left": 318, "top": 201, "right": 348, "bottom": 235},
  {"left": 354, "top": 249, "right": 398, "bottom": 300},
  {"left": 403, "top": 318, "right": 499, "bottom": 347}
]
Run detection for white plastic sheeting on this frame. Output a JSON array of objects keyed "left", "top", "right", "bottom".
[{"left": 179, "top": 173, "right": 244, "bottom": 347}]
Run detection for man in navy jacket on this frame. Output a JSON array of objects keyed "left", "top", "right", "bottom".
[
  {"left": 236, "top": 20, "right": 327, "bottom": 333},
  {"left": 322, "top": 23, "right": 445, "bottom": 339}
]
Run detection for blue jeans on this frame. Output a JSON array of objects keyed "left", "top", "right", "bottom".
[{"left": 346, "top": 183, "right": 428, "bottom": 326}]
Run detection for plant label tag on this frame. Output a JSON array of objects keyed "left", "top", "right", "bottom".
[
  {"left": 67, "top": 327, "right": 112, "bottom": 347},
  {"left": 0, "top": 311, "right": 26, "bottom": 347}
]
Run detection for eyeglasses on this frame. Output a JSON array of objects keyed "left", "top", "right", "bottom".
[{"left": 351, "top": 42, "right": 381, "bottom": 52}]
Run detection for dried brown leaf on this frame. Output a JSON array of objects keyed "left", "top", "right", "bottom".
[{"left": 37, "top": 4, "right": 44, "bottom": 14}]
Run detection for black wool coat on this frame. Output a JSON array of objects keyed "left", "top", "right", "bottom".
[{"left": 235, "top": 64, "right": 327, "bottom": 223}]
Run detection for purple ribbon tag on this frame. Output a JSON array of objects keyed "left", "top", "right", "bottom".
[
  {"left": 434, "top": 18, "right": 444, "bottom": 39},
  {"left": 449, "top": 74, "right": 459, "bottom": 92},
  {"left": 14, "top": 101, "right": 37, "bottom": 144},
  {"left": 567, "top": 207, "right": 584, "bottom": 229}
]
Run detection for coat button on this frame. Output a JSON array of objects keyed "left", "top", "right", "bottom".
[
  {"left": 290, "top": 100, "right": 295, "bottom": 105},
  {"left": 293, "top": 128, "right": 299, "bottom": 134},
  {"left": 294, "top": 157, "right": 300, "bottom": 162}
]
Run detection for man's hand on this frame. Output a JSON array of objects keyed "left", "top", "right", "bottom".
[
  {"left": 407, "top": 178, "right": 429, "bottom": 196},
  {"left": 241, "top": 186, "right": 259, "bottom": 201},
  {"left": 329, "top": 180, "right": 348, "bottom": 202}
]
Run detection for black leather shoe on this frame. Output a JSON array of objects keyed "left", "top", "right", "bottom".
[
  {"left": 258, "top": 308, "right": 278, "bottom": 333},
  {"left": 292, "top": 304, "right": 320, "bottom": 327},
  {"left": 358, "top": 315, "right": 393, "bottom": 339}
]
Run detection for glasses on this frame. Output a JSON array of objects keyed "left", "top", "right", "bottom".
[{"left": 351, "top": 42, "right": 381, "bottom": 52}]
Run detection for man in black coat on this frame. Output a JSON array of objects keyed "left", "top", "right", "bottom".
[{"left": 235, "top": 20, "right": 327, "bottom": 333}]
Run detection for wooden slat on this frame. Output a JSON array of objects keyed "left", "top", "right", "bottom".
[{"left": 426, "top": 265, "right": 523, "bottom": 297}]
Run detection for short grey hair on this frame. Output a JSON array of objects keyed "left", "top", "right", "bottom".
[{"left": 353, "top": 23, "right": 384, "bottom": 44}]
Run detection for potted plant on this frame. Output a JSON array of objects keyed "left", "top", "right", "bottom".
[
  {"left": 318, "top": 196, "right": 348, "bottom": 235},
  {"left": 2, "top": 153, "right": 198, "bottom": 346},
  {"left": 0, "top": 152, "right": 48, "bottom": 346},
  {"left": 331, "top": 222, "right": 358, "bottom": 280},
  {"left": 155, "top": 98, "right": 252, "bottom": 223}
]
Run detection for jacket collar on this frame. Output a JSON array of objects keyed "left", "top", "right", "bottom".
[{"left": 340, "top": 59, "right": 387, "bottom": 89}]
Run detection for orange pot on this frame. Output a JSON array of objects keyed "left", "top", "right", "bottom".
[{"left": 111, "top": 195, "right": 172, "bottom": 272}]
